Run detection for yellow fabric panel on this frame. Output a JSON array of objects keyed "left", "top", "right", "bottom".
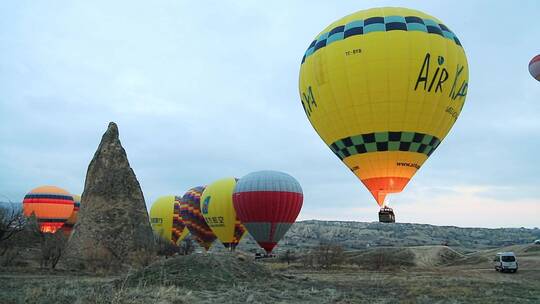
[
  {"left": 66, "top": 194, "right": 80, "bottom": 225},
  {"left": 200, "top": 177, "right": 245, "bottom": 244},
  {"left": 150, "top": 195, "right": 188, "bottom": 243},
  {"left": 177, "top": 227, "right": 189, "bottom": 244}
]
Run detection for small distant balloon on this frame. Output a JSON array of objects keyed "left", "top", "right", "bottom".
[{"left": 529, "top": 55, "right": 540, "bottom": 81}]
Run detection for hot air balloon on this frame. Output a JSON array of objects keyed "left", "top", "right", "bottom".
[
  {"left": 529, "top": 55, "right": 540, "bottom": 81},
  {"left": 233, "top": 171, "right": 303, "bottom": 254},
  {"left": 62, "top": 194, "right": 80, "bottom": 236},
  {"left": 299, "top": 7, "right": 468, "bottom": 218},
  {"left": 171, "top": 200, "right": 187, "bottom": 244},
  {"left": 150, "top": 195, "right": 189, "bottom": 244},
  {"left": 23, "top": 186, "right": 75, "bottom": 233},
  {"left": 200, "top": 178, "right": 246, "bottom": 250},
  {"left": 178, "top": 186, "right": 217, "bottom": 251}
]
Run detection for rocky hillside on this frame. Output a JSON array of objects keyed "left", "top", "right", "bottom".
[
  {"left": 3, "top": 200, "right": 539, "bottom": 253},
  {"left": 265, "top": 220, "right": 540, "bottom": 253}
]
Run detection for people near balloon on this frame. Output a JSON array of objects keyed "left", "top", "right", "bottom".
[
  {"left": 22, "top": 185, "right": 75, "bottom": 233},
  {"left": 299, "top": 7, "right": 468, "bottom": 219},
  {"left": 529, "top": 55, "right": 540, "bottom": 81},
  {"left": 149, "top": 195, "right": 189, "bottom": 244},
  {"left": 178, "top": 186, "right": 217, "bottom": 251},
  {"left": 233, "top": 170, "right": 303, "bottom": 254},
  {"left": 200, "top": 177, "right": 246, "bottom": 251},
  {"left": 62, "top": 194, "right": 81, "bottom": 236}
]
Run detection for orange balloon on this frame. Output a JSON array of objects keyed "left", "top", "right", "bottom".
[{"left": 23, "top": 186, "right": 74, "bottom": 233}]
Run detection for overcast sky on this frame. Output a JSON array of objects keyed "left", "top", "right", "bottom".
[{"left": 1, "top": 1, "right": 539, "bottom": 228}]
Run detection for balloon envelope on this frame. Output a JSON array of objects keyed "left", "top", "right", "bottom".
[
  {"left": 178, "top": 186, "right": 217, "bottom": 251},
  {"left": 150, "top": 195, "right": 188, "bottom": 244},
  {"left": 233, "top": 171, "right": 303, "bottom": 253},
  {"left": 299, "top": 7, "right": 469, "bottom": 206},
  {"left": 23, "top": 185, "right": 74, "bottom": 233},
  {"left": 529, "top": 55, "right": 540, "bottom": 81},
  {"left": 201, "top": 178, "right": 246, "bottom": 250},
  {"left": 62, "top": 194, "right": 80, "bottom": 236}
]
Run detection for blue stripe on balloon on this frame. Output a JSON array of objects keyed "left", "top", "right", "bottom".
[{"left": 302, "top": 15, "right": 461, "bottom": 64}]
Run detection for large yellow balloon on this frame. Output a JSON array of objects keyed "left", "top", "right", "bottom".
[
  {"left": 200, "top": 178, "right": 246, "bottom": 250},
  {"left": 150, "top": 195, "right": 188, "bottom": 244},
  {"left": 299, "top": 7, "right": 468, "bottom": 206}
]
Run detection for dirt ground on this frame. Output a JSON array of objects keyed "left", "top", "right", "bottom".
[{"left": 1, "top": 245, "right": 539, "bottom": 304}]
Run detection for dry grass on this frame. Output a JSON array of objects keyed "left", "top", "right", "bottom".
[{"left": 1, "top": 245, "right": 540, "bottom": 303}]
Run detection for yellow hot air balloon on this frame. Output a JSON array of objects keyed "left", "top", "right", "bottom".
[
  {"left": 299, "top": 7, "right": 468, "bottom": 207},
  {"left": 62, "top": 194, "right": 81, "bottom": 236},
  {"left": 200, "top": 178, "right": 246, "bottom": 250},
  {"left": 150, "top": 195, "right": 189, "bottom": 244}
]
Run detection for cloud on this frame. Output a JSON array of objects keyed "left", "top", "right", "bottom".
[{"left": 301, "top": 184, "right": 540, "bottom": 228}]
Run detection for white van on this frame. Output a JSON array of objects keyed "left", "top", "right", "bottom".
[{"left": 493, "top": 252, "right": 518, "bottom": 273}]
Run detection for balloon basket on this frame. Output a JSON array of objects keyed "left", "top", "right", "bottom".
[{"left": 378, "top": 207, "right": 395, "bottom": 223}]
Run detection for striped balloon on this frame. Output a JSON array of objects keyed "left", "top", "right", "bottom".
[
  {"left": 529, "top": 55, "right": 540, "bottom": 81},
  {"left": 172, "top": 200, "right": 188, "bottom": 244},
  {"left": 62, "top": 194, "right": 81, "bottom": 236},
  {"left": 150, "top": 196, "right": 189, "bottom": 244},
  {"left": 178, "top": 186, "right": 217, "bottom": 251},
  {"left": 233, "top": 171, "right": 303, "bottom": 254},
  {"left": 23, "top": 186, "right": 74, "bottom": 233}
]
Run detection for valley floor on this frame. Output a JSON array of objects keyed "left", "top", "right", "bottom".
[
  {"left": 1, "top": 266, "right": 539, "bottom": 303},
  {"left": 1, "top": 244, "right": 539, "bottom": 303}
]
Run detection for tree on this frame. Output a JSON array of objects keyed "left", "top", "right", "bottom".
[
  {"left": 300, "top": 249, "right": 315, "bottom": 268},
  {"left": 24, "top": 216, "right": 68, "bottom": 269},
  {"left": 40, "top": 232, "right": 67, "bottom": 269},
  {"left": 312, "top": 243, "right": 345, "bottom": 269},
  {"left": 154, "top": 234, "right": 179, "bottom": 257},
  {"left": 179, "top": 238, "right": 195, "bottom": 255},
  {"left": 0, "top": 202, "right": 26, "bottom": 246},
  {"left": 0, "top": 203, "right": 26, "bottom": 266},
  {"left": 279, "top": 249, "right": 298, "bottom": 265}
]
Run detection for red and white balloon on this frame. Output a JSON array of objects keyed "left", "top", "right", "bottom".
[{"left": 233, "top": 171, "right": 303, "bottom": 254}]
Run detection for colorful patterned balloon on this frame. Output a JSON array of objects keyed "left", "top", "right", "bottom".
[
  {"left": 233, "top": 171, "right": 303, "bottom": 253},
  {"left": 150, "top": 195, "right": 189, "bottom": 244},
  {"left": 178, "top": 186, "right": 217, "bottom": 251},
  {"left": 171, "top": 200, "right": 186, "bottom": 244}
]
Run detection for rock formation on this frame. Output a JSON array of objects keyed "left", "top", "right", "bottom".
[{"left": 63, "top": 122, "right": 154, "bottom": 269}]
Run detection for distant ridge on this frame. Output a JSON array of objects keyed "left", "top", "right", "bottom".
[
  {"left": 272, "top": 220, "right": 540, "bottom": 252},
  {"left": 2, "top": 203, "right": 538, "bottom": 252}
]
